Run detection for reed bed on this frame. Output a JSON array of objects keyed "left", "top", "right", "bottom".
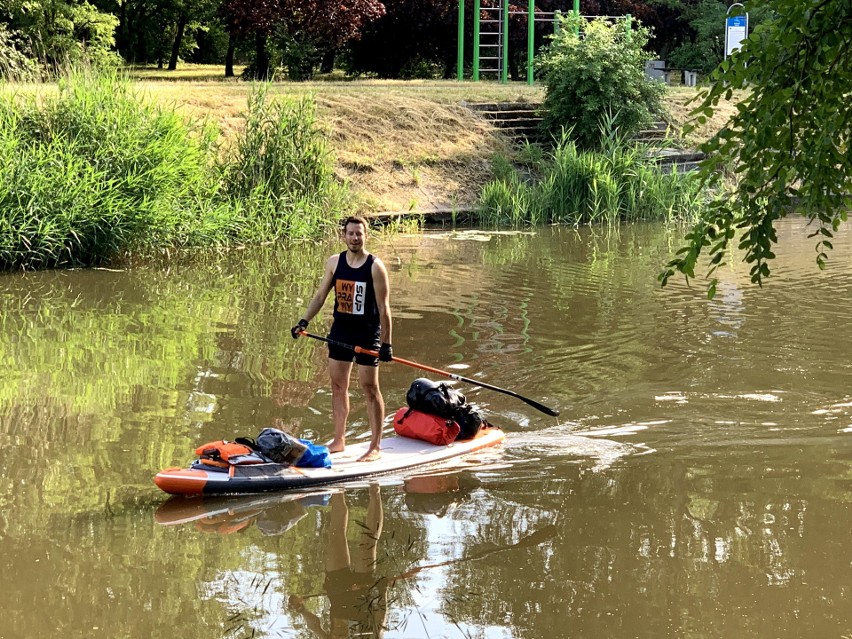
[
  {"left": 0, "top": 71, "right": 347, "bottom": 270},
  {"left": 479, "top": 122, "right": 707, "bottom": 227}
]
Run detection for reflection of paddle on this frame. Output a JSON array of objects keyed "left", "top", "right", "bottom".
[
  {"left": 298, "top": 330, "right": 560, "bottom": 417},
  {"left": 387, "top": 524, "right": 558, "bottom": 583},
  {"left": 293, "top": 523, "right": 557, "bottom": 602}
]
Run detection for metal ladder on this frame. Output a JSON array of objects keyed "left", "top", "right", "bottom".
[{"left": 477, "top": 2, "right": 504, "bottom": 80}]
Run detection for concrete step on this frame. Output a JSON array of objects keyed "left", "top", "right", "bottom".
[
  {"left": 487, "top": 117, "right": 543, "bottom": 129},
  {"left": 651, "top": 149, "right": 706, "bottom": 172},
  {"left": 479, "top": 113, "right": 543, "bottom": 125},
  {"left": 464, "top": 101, "right": 542, "bottom": 113},
  {"left": 495, "top": 126, "right": 545, "bottom": 141},
  {"left": 635, "top": 129, "right": 667, "bottom": 140},
  {"left": 465, "top": 103, "right": 696, "bottom": 161},
  {"left": 654, "top": 150, "right": 706, "bottom": 164}
]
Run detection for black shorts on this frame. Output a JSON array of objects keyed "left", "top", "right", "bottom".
[{"left": 328, "top": 324, "right": 380, "bottom": 367}]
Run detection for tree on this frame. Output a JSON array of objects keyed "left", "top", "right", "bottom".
[
  {"left": 2, "top": 0, "right": 119, "bottom": 72},
  {"left": 278, "top": 0, "right": 384, "bottom": 79},
  {"left": 222, "top": 0, "right": 282, "bottom": 78},
  {"left": 221, "top": 0, "right": 383, "bottom": 80},
  {"left": 660, "top": 0, "right": 852, "bottom": 297},
  {"left": 162, "top": 0, "right": 219, "bottom": 70},
  {"left": 665, "top": 0, "right": 728, "bottom": 74},
  {"left": 537, "top": 14, "right": 665, "bottom": 148},
  {"left": 347, "top": 0, "right": 457, "bottom": 78}
]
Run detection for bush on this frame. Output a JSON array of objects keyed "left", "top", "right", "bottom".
[
  {"left": 17, "top": 1, "right": 121, "bottom": 74},
  {"left": 538, "top": 15, "right": 665, "bottom": 149},
  {"left": 221, "top": 85, "right": 349, "bottom": 241},
  {"left": 0, "top": 72, "right": 349, "bottom": 270},
  {"left": 479, "top": 116, "right": 706, "bottom": 226},
  {"left": 0, "top": 24, "right": 35, "bottom": 80},
  {"left": 281, "top": 34, "right": 321, "bottom": 81},
  {"left": 399, "top": 56, "right": 443, "bottom": 80}
]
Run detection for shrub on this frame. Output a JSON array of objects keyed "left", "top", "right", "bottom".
[
  {"left": 280, "top": 34, "right": 321, "bottom": 81},
  {"left": 479, "top": 117, "right": 706, "bottom": 226},
  {"left": 0, "top": 71, "right": 226, "bottom": 269},
  {"left": 538, "top": 15, "right": 665, "bottom": 149},
  {"left": 399, "top": 56, "right": 443, "bottom": 80},
  {"left": 0, "top": 73, "right": 349, "bottom": 270},
  {"left": 0, "top": 24, "right": 35, "bottom": 80},
  {"left": 220, "top": 85, "right": 349, "bottom": 241}
]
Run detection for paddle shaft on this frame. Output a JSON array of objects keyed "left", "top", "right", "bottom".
[{"left": 298, "top": 330, "right": 559, "bottom": 417}]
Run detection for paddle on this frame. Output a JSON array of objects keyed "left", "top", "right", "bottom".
[{"left": 298, "top": 330, "right": 560, "bottom": 417}]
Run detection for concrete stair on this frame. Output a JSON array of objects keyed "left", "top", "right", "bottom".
[
  {"left": 464, "top": 101, "right": 545, "bottom": 143},
  {"left": 463, "top": 101, "right": 705, "bottom": 171}
]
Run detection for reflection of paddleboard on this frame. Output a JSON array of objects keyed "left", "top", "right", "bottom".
[
  {"left": 154, "top": 426, "right": 505, "bottom": 496},
  {"left": 155, "top": 491, "right": 331, "bottom": 535}
]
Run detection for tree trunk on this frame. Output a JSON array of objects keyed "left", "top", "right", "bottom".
[
  {"left": 508, "top": 50, "right": 520, "bottom": 82},
  {"left": 254, "top": 32, "right": 270, "bottom": 80},
  {"left": 117, "top": 1, "right": 129, "bottom": 60},
  {"left": 225, "top": 33, "right": 235, "bottom": 77},
  {"left": 320, "top": 48, "right": 336, "bottom": 74},
  {"left": 133, "top": 6, "right": 148, "bottom": 63},
  {"left": 168, "top": 15, "right": 187, "bottom": 71}
]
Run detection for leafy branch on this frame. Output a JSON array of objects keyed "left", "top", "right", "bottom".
[{"left": 661, "top": 0, "right": 852, "bottom": 298}]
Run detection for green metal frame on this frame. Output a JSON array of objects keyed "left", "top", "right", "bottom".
[
  {"left": 458, "top": 0, "right": 631, "bottom": 83},
  {"left": 457, "top": 0, "right": 465, "bottom": 80},
  {"left": 473, "top": 0, "right": 481, "bottom": 81}
]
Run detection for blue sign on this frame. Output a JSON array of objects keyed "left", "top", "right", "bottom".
[{"left": 725, "top": 11, "right": 748, "bottom": 58}]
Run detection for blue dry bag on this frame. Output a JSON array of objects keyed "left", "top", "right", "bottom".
[{"left": 295, "top": 439, "right": 332, "bottom": 468}]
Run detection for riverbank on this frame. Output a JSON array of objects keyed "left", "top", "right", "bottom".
[
  {"left": 137, "top": 76, "right": 737, "bottom": 217},
  {"left": 0, "top": 72, "right": 739, "bottom": 270}
]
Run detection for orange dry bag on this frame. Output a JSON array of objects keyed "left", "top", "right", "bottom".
[{"left": 393, "top": 407, "right": 460, "bottom": 446}]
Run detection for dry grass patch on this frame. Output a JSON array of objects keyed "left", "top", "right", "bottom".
[
  {"left": 664, "top": 86, "right": 744, "bottom": 148},
  {"left": 140, "top": 79, "right": 536, "bottom": 213},
  {"left": 6, "top": 71, "right": 744, "bottom": 215},
  {"left": 313, "top": 93, "right": 512, "bottom": 212}
]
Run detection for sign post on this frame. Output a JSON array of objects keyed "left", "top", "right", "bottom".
[{"left": 725, "top": 3, "right": 748, "bottom": 58}]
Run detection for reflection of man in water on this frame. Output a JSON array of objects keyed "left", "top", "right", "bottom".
[{"left": 290, "top": 485, "right": 388, "bottom": 638}]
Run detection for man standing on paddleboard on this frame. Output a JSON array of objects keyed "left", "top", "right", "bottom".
[{"left": 291, "top": 215, "right": 392, "bottom": 462}]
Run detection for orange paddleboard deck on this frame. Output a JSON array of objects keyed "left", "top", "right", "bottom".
[{"left": 154, "top": 426, "right": 505, "bottom": 496}]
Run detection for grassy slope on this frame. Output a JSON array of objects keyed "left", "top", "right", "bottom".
[{"left": 31, "top": 66, "right": 741, "bottom": 215}]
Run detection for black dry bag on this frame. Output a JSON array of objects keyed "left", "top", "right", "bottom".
[
  {"left": 406, "top": 378, "right": 466, "bottom": 418},
  {"left": 406, "top": 378, "right": 484, "bottom": 440},
  {"left": 256, "top": 428, "right": 308, "bottom": 465}
]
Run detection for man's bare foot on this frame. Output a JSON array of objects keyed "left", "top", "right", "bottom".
[
  {"left": 328, "top": 438, "right": 345, "bottom": 454},
  {"left": 357, "top": 448, "right": 381, "bottom": 462}
]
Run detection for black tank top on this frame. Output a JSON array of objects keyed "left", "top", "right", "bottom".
[{"left": 332, "top": 252, "right": 380, "bottom": 330}]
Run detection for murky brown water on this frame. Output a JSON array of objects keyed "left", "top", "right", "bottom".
[{"left": 1, "top": 219, "right": 850, "bottom": 639}]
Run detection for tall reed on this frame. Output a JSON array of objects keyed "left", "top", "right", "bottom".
[
  {"left": 479, "top": 120, "right": 707, "bottom": 227},
  {"left": 0, "top": 71, "right": 224, "bottom": 268},
  {"left": 0, "top": 71, "right": 349, "bottom": 270},
  {"left": 221, "top": 85, "right": 349, "bottom": 241}
]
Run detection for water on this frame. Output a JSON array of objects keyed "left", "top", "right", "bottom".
[{"left": 1, "top": 219, "right": 849, "bottom": 638}]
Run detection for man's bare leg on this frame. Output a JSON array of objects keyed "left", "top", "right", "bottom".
[
  {"left": 357, "top": 363, "right": 384, "bottom": 461},
  {"left": 325, "top": 492, "right": 351, "bottom": 572},
  {"left": 354, "top": 484, "right": 383, "bottom": 571},
  {"left": 328, "top": 358, "right": 353, "bottom": 453}
]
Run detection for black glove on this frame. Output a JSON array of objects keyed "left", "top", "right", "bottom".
[
  {"left": 291, "top": 319, "right": 308, "bottom": 339},
  {"left": 379, "top": 342, "right": 393, "bottom": 362}
]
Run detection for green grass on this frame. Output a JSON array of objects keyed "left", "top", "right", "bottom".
[
  {"left": 479, "top": 120, "right": 707, "bottom": 226},
  {"left": 0, "top": 71, "right": 348, "bottom": 270}
]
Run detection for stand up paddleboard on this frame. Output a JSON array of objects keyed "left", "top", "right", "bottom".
[{"left": 154, "top": 426, "right": 505, "bottom": 496}]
